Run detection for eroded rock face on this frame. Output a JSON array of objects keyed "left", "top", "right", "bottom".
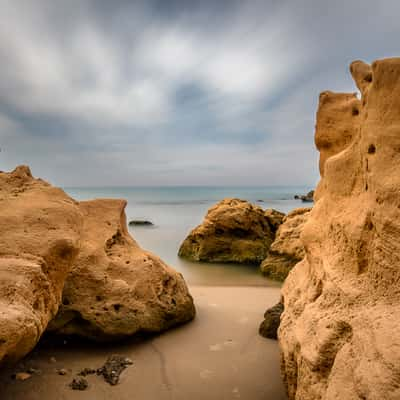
[
  {"left": 0, "top": 166, "right": 82, "bottom": 365},
  {"left": 261, "top": 208, "right": 310, "bottom": 281},
  {"left": 178, "top": 199, "right": 275, "bottom": 264},
  {"left": 49, "top": 199, "right": 195, "bottom": 340},
  {"left": 280, "top": 58, "right": 400, "bottom": 400}
]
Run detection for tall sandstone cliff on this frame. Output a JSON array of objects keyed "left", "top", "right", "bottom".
[{"left": 279, "top": 58, "right": 400, "bottom": 399}]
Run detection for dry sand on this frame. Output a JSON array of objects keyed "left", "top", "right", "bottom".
[{"left": 0, "top": 286, "right": 286, "bottom": 400}]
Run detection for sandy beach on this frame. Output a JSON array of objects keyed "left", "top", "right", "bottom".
[{"left": 0, "top": 286, "right": 286, "bottom": 400}]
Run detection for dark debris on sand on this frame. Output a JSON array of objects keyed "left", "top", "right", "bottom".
[
  {"left": 96, "top": 354, "right": 133, "bottom": 385},
  {"left": 69, "top": 376, "right": 89, "bottom": 390}
]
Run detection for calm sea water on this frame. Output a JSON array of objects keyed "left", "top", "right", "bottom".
[{"left": 64, "top": 186, "right": 312, "bottom": 286}]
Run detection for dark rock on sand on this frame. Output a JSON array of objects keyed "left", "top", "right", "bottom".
[
  {"left": 259, "top": 302, "right": 283, "bottom": 340},
  {"left": 97, "top": 355, "right": 133, "bottom": 386},
  {"left": 70, "top": 376, "right": 89, "bottom": 390}
]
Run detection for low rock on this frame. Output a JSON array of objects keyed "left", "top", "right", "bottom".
[
  {"left": 261, "top": 208, "right": 311, "bottom": 281},
  {"left": 178, "top": 199, "right": 275, "bottom": 264},
  {"left": 259, "top": 302, "right": 283, "bottom": 340},
  {"left": 128, "top": 220, "right": 154, "bottom": 226}
]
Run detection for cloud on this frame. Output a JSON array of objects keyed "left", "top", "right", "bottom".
[{"left": 0, "top": 0, "right": 399, "bottom": 185}]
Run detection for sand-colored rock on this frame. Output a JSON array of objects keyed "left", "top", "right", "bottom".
[
  {"left": 280, "top": 58, "right": 400, "bottom": 400},
  {"left": 0, "top": 166, "right": 82, "bottom": 365},
  {"left": 178, "top": 199, "right": 275, "bottom": 264},
  {"left": 264, "top": 208, "right": 285, "bottom": 233},
  {"left": 49, "top": 199, "right": 195, "bottom": 340},
  {"left": 261, "top": 207, "right": 310, "bottom": 281}
]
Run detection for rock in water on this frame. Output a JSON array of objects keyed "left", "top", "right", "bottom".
[
  {"left": 69, "top": 377, "right": 89, "bottom": 391},
  {"left": 178, "top": 199, "right": 275, "bottom": 264},
  {"left": 259, "top": 301, "right": 283, "bottom": 340},
  {"left": 128, "top": 220, "right": 153, "bottom": 226},
  {"left": 260, "top": 208, "right": 310, "bottom": 281},
  {"left": 280, "top": 58, "right": 400, "bottom": 400},
  {"left": 48, "top": 199, "right": 195, "bottom": 340},
  {"left": 0, "top": 166, "right": 82, "bottom": 366}
]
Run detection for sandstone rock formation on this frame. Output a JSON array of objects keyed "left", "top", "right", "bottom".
[
  {"left": 178, "top": 199, "right": 275, "bottom": 264},
  {"left": 49, "top": 199, "right": 195, "bottom": 340},
  {"left": 264, "top": 208, "right": 285, "bottom": 233},
  {"left": 280, "top": 58, "right": 400, "bottom": 400},
  {"left": 0, "top": 166, "right": 82, "bottom": 365},
  {"left": 261, "top": 207, "right": 310, "bottom": 281}
]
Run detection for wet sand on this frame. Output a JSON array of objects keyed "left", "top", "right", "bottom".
[{"left": 0, "top": 286, "right": 286, "bottom": 400}]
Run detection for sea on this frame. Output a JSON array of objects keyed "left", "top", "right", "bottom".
[{"left": 64, "top": 186, "right": 312, "bottom": 287}]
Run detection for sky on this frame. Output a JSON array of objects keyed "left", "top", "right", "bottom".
[{"left": 0, "top": 0, "right": 399, "bottom": 187}]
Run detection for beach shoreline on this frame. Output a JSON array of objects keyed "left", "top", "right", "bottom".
[{"left": 0, "top": 285, "right": 286, "bottom": 400}]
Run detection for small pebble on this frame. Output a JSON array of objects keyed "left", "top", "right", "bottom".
[
  {"left": 14, "top": 372, "right": 31, "bottom": 381},
  {"left": 56, "top": 368, "right": 68, "bottom": 376},
  {"left": 49, "top": 357, "right": 57, "bottom": 363}
]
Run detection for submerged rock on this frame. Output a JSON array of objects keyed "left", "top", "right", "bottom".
[
  {"left": 280, "top": 58, "right": 400, "bottom": 400},
  {"left": 260, "top": 208, "right": 310, "bottom": 281},
  {"left": 178, "top": 198, "right": 275, "bottom": 264},
  {"left": 48, "top": 199, "right": 195, "bottom": 340},
  {"left": 0, "top": 166, "right": 82, "bottom": 366},
  {"left": 259, "top": 302, "right": 283, "bottom": 340},
  {"left": 70, "top": 376, "right": 89, "bottom": 390},
  {"left": 96, "top": 354, "right": 133, "bottom": 385}
]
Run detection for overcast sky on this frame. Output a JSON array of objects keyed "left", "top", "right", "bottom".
[{"left": 0, "top": 0, "right": 399, "bottom": 187}]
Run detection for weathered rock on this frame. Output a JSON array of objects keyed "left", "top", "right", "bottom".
[
  {"left": 178, "top": 199, "right": 275, "bottom": 264},
  {"left": 264, "top": 208, "right": 285, "bottom": 233},
  {"left": 0, "top": 166, "right": 82, "bottom": 366},
  {"left": 48, "top": 199, "right": 195, "bottom": 340},
  {"left": 261, "top": 208, "right": 311, "bottom": 281},
  {"left": 259, "top": 301, "right": 283, "bottom": 340},
  {"left": 280, "top": 58, "right": 400, "bottom": 400}
]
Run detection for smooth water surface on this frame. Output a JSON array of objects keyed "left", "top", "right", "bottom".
[{"left": 64, "top": 186, "right": 312, "bottom": 286}]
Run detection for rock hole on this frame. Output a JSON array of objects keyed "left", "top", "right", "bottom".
[
  {"left": 96, "top": 295, "right": 103, "bottom": 302},
  {"left": 352, "top": 107, "right": 359, "bottom": 116},
  {"left": 368, "top": 144, "right": 376, "bottom": 154},
  {"left": 125, "top": 260, "right": 130, "bottom": 264},
  {"left": 367, "top": 221, "right": 373, "bottom": 230},
  {"left": 171, "top": 298, "right": 176, "bottom": 306},
  {"left": 113, "top": 304, "right": 122, "bottom": 312},
  {"left": 62, "top": 298, "right": 70, "bottom": 306},
  {"left": 364, "top": 73, "right": 372, "bottom": 83},
  {"left": 365, "top": 183, "right": 368, "bottom": 191}
]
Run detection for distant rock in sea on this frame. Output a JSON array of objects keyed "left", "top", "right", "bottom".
[
  {"left": 279, "top": 58, "right": 400, "bottom": 400},
  {"left": 178, "top": 198, "right": 279, "bottom": 264},
  {"left": 129, "top": 220, "right": 154, "bottom": 226},
  {"left": 294, "top": 190, "right": 314, "bottom": 202},
  {"left": 261, "top": 207, "right": 310, "bottom": 281}
]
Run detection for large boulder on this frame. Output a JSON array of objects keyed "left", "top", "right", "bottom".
[
  {"left": 48, "top": 199, "right": 195, "bottom": 340},
  {"left": 178, "top": 199, "right": 275, "bottom": 264},
  {"left": 0, "top": 166, "right": 82, "bottom": 365},
  {"left": 260, "top": 207, "right": 311, "bottom": 281},
  {"left": 279, "top": 58, "right": 400, "bottom": 400}
]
